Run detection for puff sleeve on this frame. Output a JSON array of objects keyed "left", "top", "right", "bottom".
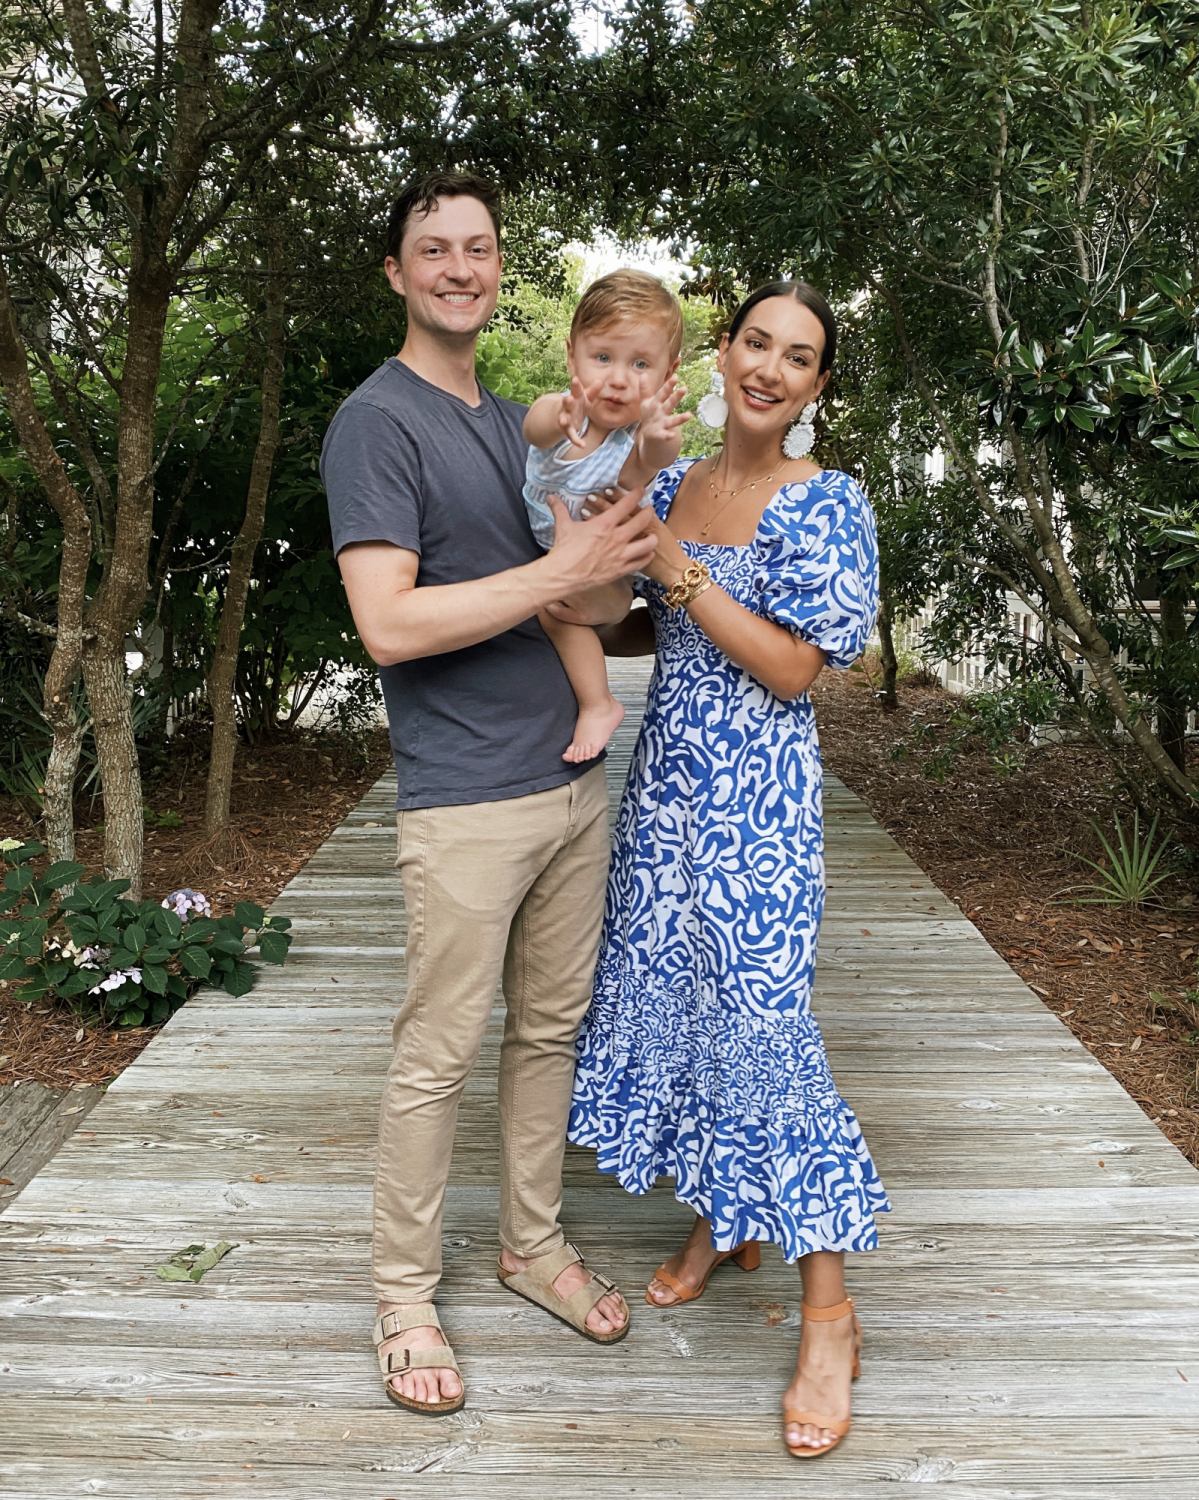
[{"left": 751, "top": 472, "right": 879, "bottom": 670}]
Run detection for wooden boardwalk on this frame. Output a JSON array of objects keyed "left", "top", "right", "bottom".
[{"left": 3, "top": 660, "right": 1198, "bottom": 1497}]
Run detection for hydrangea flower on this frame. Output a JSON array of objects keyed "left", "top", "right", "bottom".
[
  {"left": 45, "top": 936, "right": 85, "bottom": 962},
  {"left": 162, "top": 888, "right": 212, "bottom": 922},
  {"left": 0, "top": 838, "right": 22, "bottom": 853},
  {"left": 77, "top": 945, "right": 109, "bottom": 970},
  {"left": 89, "top": 966, "right": 142, "bottom": 996}
]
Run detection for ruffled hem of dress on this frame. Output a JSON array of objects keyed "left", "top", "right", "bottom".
[{"left": 568, "top": 1050, "right": 890, "bottom": 1262}]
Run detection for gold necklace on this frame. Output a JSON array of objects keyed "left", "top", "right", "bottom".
[{"left": 701, "top": 452, "right": 784, "bottom": 536}]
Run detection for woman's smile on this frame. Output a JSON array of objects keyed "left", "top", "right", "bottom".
[{"left": 740, "top": 384, "right": 784, "bottom": 411}]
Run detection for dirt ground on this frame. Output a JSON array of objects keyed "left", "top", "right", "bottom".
[
  {"left": 811, "top": 662, "right": 1199, "bottom": 1169},
  {"left": 0, "top": 729, "right": 391, "bottom": 1092}
]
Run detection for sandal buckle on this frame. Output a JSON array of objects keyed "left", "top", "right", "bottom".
[
  {"left": 592, "top": 1271, "right": 616, "bottom": 1292},
  {"left": 385, "top": 1348, "right": 411, "bottom": 1373}
]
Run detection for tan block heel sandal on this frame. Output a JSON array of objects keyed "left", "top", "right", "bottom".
[
  {"left": 646, "top": 1239, "right": 760, "bottom": 1305},
  {"left": 373, "top": 1305, "right": 466, "bottom": 1415},
  {"left": 783, "top": 1296, "right": 862, "bottom": 1459},
  {"left": 497, "top": 1241, "right": 630, "bottom": 1344}
]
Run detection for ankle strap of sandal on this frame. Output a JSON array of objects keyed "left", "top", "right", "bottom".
[
  {"left": 374, "top": 1304, "right": 443, "bottom": 1344},
  {"left": 801, "top": 1296, "right": 854, "bottom": 1322}
]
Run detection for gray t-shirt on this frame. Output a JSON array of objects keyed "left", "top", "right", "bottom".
[{"left": 322, "top": 358, "right": 597, "bottom": 809}]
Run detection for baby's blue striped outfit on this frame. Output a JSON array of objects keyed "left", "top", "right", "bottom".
[{"left": 523, "top": 422, "right": 637, "bottom": 549}]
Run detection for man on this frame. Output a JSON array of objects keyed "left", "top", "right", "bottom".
[{"left": 321, "top": 172, "right": 656, "bottom": 1414}]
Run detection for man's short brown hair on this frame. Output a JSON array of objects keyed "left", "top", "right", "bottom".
[
  {"left": 570, "top": 270, "right": 684, "bottom": 358},
  {"left": 386, "top": 172, "right": 502, "bottom": 260}
]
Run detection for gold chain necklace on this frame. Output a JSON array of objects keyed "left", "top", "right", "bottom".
[{"left": 701, "top": 452, "right": 784, "bottom": 537}]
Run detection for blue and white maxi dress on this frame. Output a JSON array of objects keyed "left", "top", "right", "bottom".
[{"left": 569, "top": 460, "right": 890, "bottom": 1260}]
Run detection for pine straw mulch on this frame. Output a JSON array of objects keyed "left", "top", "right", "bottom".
[
  {"left": 811, "top": 661, "right": 1199, "bottom": 1170},
  {"left": 0, "top": 728, "right": 392, "bottom": 1093}
]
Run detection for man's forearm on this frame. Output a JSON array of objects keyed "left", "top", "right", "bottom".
[
  {"left": 340, "top": 487, "right": 658, "bottom": 666},
  {"left": 598, "top": 607, "right": 655, "bottom": 656},
  {"left": 353, "top": 556, "right": 567, "bottom": 666}
]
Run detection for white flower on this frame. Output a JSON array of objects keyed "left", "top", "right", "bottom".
[
  {"left": 0, "top": 838, "right": 22, "bottom": 853},
  {"left": 88, "top": 966, "right": 142, "bottom": 996}
]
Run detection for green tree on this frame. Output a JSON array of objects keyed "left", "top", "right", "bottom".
[
  {"left": 0, "top": 0, "right": 591, "bottom": 892},
  {"left": 595, "top": 0, "right": 1199, "bottom": 803}
]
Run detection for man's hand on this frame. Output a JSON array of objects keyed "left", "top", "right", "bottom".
[{"left": 542, "top": 486, "right": 658, "bottom": 594}]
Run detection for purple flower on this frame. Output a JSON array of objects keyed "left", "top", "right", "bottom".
[{"left": 162, "top": 888, "right": 212, "bottom": 922}]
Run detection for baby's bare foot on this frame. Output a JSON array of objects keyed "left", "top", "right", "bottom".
[{"left": 563, "top": 697, "right": 625, "bottom": 762}]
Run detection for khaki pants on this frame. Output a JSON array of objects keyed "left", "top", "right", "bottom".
[{"left": 373, "top": 764, "right": 610, "bottom": 1302}]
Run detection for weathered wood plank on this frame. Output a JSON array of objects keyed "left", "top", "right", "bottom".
[
  {"left": 0, "top": 1082, "right": 104, "bottom": 1201},
  {"left": 3, "top": 658, "right": 1199, "bottom": 1494}
]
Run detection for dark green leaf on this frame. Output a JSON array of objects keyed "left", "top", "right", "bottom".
[
  {"left": 157, "top": 907, "right": 183, "bottom": 939},
  {"left": 141, "top": 964, "right": 168, "bottom": 995},
  {"left": 257, "top": 930, "right": 290, "bottom": 965},
  {"left": 235, "top": 902, "right": 265, "bottom": 929},
  {"left": 222, "top": 960, "right": 256, "bottom": 998},
  {"left": 179, "top": 945, "right": 211, "bottom": 979}
]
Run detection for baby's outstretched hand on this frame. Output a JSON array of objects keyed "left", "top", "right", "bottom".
[
  {"left": 560, "top": 376, "right": 591, "bottom": 449},
  {"left": 638, "top": 373, "right": 690, "bottom": 447}
]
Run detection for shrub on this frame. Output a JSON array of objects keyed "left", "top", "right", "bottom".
[{"left": 0, "top": 840, "right": 292, "bottom": 1027}]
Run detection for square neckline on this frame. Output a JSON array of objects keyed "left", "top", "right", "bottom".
[{"left": 662, "top": 459, "right": 838, "bottom": 550}]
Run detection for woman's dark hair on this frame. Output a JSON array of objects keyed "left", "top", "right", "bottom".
[
  {"left": 726, "top": 281, "right": 837, "bottom": 374},
  {"left": 386, "top": 172, "right": 502, "bottom": 261}
]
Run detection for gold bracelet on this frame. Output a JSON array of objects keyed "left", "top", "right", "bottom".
[{"left": 663, "top": 561, "right": 713, "bottom": 609}]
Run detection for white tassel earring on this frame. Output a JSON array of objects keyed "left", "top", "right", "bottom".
[
  {"left": 783, "top": 402, "right": 818, "bottom": 459},
  {"left": 697, "top": 369, "right": 728, "bottom": 428}
]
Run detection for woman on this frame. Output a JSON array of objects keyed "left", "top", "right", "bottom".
[{"left": 567, "top": 281, "right": 888, "bottom": 1458}]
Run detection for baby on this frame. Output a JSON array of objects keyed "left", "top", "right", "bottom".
[{"left": 523, "top": 270, "right": 689, "bottom": 762}]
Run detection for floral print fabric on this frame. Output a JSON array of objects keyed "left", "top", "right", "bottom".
[{"left": 568, "top": 460, "right": 890, "bottom": 1259}]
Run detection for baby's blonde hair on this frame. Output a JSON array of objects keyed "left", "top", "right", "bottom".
[{"left": 570, "top": 269, "right": 683, "bottom": 359}]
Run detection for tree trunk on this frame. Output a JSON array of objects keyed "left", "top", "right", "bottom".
[
  {"left": 204, "top": 287, "right": 286, "bottom": 840},
  {"left": 0, "top": 258, "right": 93, "bottom": 865},
  {"left": 42, "top": 706, "right": 87, "bottom": 869},
  {"left": 876, "top": 585, "right": 900, "bottom": 711},
  {"left": 1157, "top": 592, "right": 1189, "bottom": 773},
  {"left": 82, "top": 642, "right": 143, "bottom": 897}
]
